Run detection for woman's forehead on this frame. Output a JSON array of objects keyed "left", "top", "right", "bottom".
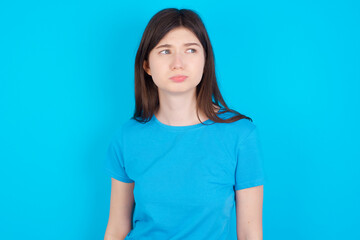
[{"left": 157, "top": 27, "right": 200, "bottom": 45}]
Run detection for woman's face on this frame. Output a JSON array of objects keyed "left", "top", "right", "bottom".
[{"left": 143, "top": 27, "right": 205, "bottom": 95}]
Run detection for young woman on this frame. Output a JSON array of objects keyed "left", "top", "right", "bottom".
[{"left": 104, "top": 8, "right": 266, "bottom": 240}]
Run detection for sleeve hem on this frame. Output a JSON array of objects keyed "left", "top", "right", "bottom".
[
  {"left": 234, "top": 177, "right": 265, "bottom": 190},
  {"left": 104, "top": 168, "right": 134, "bottom": 183}
]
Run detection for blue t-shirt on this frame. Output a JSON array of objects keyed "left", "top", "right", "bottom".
[{"left": 104, "top": 110, "right": 266, "bottom": 240}]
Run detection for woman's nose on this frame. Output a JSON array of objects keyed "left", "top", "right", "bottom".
[{"left": 170, "top": 53, "right": 184, "bottom": 70}]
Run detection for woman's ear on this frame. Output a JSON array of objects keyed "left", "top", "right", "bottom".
[{"left": 143, "top": 60, "right": 151, "bottom": 76}]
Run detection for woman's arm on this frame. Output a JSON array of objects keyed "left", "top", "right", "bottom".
[
  {"left": 104, "top": 178, "right": 135, "bottom": 240},
  {"left": 235, "top": 185, "right": 264, "bottom": 240}
]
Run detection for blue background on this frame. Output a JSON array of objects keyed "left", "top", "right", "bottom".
[{"left": 1, "top": 0, "right": 359, "bottom": 239}]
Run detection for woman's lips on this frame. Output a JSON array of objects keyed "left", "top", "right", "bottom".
[{"left": 170, "top": 75, "right": 188, "bottom": 82}]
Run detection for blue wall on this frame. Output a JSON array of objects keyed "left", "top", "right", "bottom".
[{"left": 1, "top": 0, "right": 359, "bottom": 239}]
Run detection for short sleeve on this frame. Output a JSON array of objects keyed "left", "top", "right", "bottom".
[
  {"left": 234, "top": 125, "right": 266, "bottom": 190},
  {"left": 104, "top": 131, "right": 134, "bottom": 183}
]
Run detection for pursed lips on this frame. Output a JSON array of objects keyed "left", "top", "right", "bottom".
[{"left": 170, "top": 75, "right": 188, "bottom": 81}]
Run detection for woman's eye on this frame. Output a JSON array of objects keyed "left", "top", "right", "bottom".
[
  {"left": 159, "top": 49, "right": 197, "bottom": 55},
  {"left": 159, "top": 49, "right": 170, "bottom": 54}
]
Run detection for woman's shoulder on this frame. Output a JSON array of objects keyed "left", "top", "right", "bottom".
[
  {"left": 109, "top": 117, "right": 143, "bottom": 140},
  {"left": 215, "top": 108, "right": 257, "bottom": 137}
]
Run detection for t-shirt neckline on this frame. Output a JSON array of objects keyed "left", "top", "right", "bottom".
[{"left": 152, "top": 114, "right": 214, "bottom": 131}]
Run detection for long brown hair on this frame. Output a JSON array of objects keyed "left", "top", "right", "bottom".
[{"left": 132, "top": 8, "right": 252, "bottom": 124}]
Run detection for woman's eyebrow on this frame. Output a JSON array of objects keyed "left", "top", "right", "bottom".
[{"left": 155, "top": 43, "right": 201, "bottom": 49}]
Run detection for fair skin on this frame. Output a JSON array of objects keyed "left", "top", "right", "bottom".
[
  {"left": 236, "top": 185, "right": 264, "bottom": 240},
  {"left": 104, "top": 179, "right": 134, "bottom": 240},
  {"left": 104, "top": 27, "right": 263, "bottom": 240}
]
